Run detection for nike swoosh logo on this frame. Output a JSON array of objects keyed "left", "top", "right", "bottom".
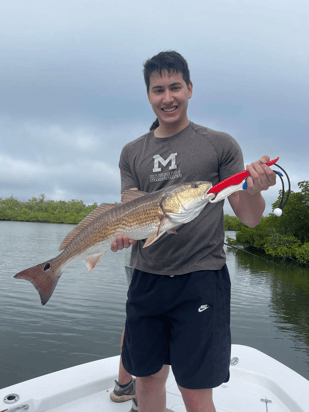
[{"left": 198, "top": 304, "right": 209, "bottom": 312}]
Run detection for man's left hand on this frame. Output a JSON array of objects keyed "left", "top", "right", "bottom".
[{"left": 245, "top": 155, "right": 277, "bottom": 195}]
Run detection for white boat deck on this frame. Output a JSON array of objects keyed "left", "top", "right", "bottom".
[{"left": 1, "top": 345, "right": 308, "bottom": 412}]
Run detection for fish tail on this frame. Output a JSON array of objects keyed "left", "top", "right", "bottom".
[{"left": 14, "top": 258, "right": 62, "bottom": 305}]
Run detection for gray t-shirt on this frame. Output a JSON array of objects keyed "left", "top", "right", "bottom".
[{"left": 119, "top": 122, "right": 244, "bottom": 274}]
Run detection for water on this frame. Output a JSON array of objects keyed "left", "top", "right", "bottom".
[{"left": 1, "top": 221, "right": 309, "bottom": 388}]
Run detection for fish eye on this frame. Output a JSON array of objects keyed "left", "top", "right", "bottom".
[{"left": 191, "top": 184, "right": 199, "bottom": 188}]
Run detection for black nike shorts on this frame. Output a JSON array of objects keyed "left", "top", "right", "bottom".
[{"left": 122, "top": 265, "right": 231, "bottom": 389}]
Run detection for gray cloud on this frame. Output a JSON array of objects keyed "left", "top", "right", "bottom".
[{"left": 1, "top": 0, "right": 308, "bottom": 215}]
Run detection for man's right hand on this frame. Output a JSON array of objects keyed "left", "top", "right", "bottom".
[{"left": 111, "top": 235, "right": 137, "bottom": 252}]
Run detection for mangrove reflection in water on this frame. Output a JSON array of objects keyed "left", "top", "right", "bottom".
[{"left": 0, "top": 222, "right": 309, "bottom": 388}]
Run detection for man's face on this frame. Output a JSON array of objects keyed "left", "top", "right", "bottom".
[{"left": 147, "top": 70, "right": 193, "bottom": 130}]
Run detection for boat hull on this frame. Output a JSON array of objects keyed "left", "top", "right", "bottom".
[{"left": 1, "top": 345, "right": 308, "bottom": 412}]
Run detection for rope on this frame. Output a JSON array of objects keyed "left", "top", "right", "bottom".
[{"left": 223, "top": 241, "right": 301, "bottom": 267}]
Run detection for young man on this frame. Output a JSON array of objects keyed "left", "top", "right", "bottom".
[{"left": 111, "top": 51, "right": 276, "bottom": 412}]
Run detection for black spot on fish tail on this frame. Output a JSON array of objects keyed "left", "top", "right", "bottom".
[{"left": 14, "top": 259, "right": 62, "bottom": 305}]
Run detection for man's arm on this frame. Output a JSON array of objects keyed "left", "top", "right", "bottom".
[
  {"left": 228, "top": 155, "right": 276, "bottom": 228},
  {"left": 111, "top": 188, "right": 138, "bottom": 252}
]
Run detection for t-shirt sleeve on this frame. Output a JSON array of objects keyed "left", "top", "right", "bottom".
[
  {"left": 218, "top": 133, "right": 245, "bottom": 181},
  {"left": 119, "top": 144, "right": 138, "bottom": 193}
]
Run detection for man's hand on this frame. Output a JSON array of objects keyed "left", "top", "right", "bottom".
[
  {"left": 245, "top": 155, "right": 276, "bottom": 195},
  {"left": 111, "top": 235, "right": 137, "bottom": 252},
  {"left": 229, "top": 155, "right": 277, "bottom": 228}
]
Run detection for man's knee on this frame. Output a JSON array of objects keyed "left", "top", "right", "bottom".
[
  {"left": 138, "top": 365, "right": 170, "bottom": 390},
  {"left": 178, "top": 385, "right": 214, "bottom": 411}
]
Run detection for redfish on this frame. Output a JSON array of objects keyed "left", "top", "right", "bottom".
[{"left": 14, "top": 182, "right": 214, "bottom": 305}]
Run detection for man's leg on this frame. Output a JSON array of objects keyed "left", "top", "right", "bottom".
[
  {"left": 120, "top": 261, "right": 134, "bottom": 386},
  {"left": 167, "top": 268, "right": 231, "bottom": 411},
  {"left": 118, "top": 328, "right": 132, "bottom": 385},
  {"left": 110, "top": 328, "right": 136, "bottom": 403},
  {"left": 178, "top": 386, "right": 216, "bottom": 412},
  {"left": 136, "top": 365, "right": 170, "bottom": 412}
]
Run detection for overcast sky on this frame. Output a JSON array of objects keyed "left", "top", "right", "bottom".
[{"left": 1, "top": 0, "right": 308, "bottom": 215}]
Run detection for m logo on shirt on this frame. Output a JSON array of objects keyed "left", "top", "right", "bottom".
[
  {"left": 153, "top": 153, "right": 178, "bottom": 172},
  {"left": 150, "top": 153, "right": 182, "bottom": 183}
]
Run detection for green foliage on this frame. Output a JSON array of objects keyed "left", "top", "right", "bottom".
[
  {"left": 0, "top": 194, "right": 99, "bottom": 225},
  {"left": 264, "top": 233, "right": 301, "bottom": 261},
  {"left": 224, "top": 214, "right": 244, "bottom": 231},
  {"left": 227, "top": 181, "right": 309, "bottom": 265},
  {"left": 271, "top": 180, "right": 309, "bottom": 243},
  {"left": 226, "top": 216, "right": 271, "bottom": 250}
]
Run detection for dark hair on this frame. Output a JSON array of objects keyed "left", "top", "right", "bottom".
[
  {"left": 143, "top": 50, "right": 191, "bottom": 92},
  {"left": 145, "top": 51, "right": 191, "bottom": 132},
  {"left": 149, "top": 118, "right": 159, "bottom": 131}
]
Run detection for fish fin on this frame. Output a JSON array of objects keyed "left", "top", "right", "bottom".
[
  {"left": 143, "top": 231, "right": 167, "bottom": 248},
  {"left": 83, "top": 252, "right": 105, "bottom": 272},
  {"left": 143, "top": 226, "right": 177, "bottom": 247},
  {"left": 14, "top": 258, "right": 61, "bottom": 305},
  {"left": 121, "top": 189, "right": 148, "bottom": 203},
  {"left": 143, "top": 214, "right": 173, "bottom": 248},
  {"left": 59, "top": 203, "right": 117, "bottom": 251}
]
